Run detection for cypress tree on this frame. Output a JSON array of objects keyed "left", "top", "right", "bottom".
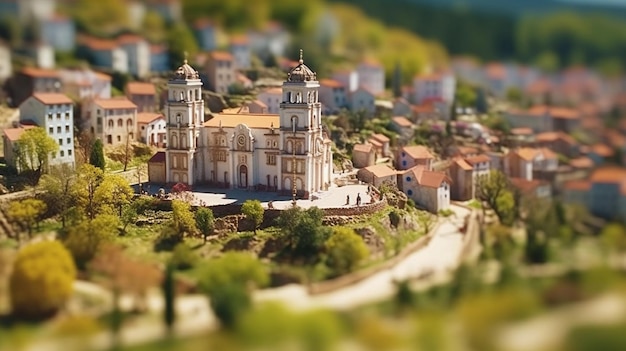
[
  {"left": 90, "top": 139, "right": 106, "bottom": 171},
  {"left": 163, "top": 264, "right": 176, "bottom": 334}
]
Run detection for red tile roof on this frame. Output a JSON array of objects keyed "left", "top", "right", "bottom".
[
  {"left": 32, "top": 93, "right": 73, "bottom": 105},
  {"left": 590, "top": 166, "right": 626, "bottom": 184},
  {"left": 230, "top": 34, "right": 249, "bottom": 45},
  {"left": 21, "top": 67, "right": 59, "bottom": 78},
  {"left": 319, "top": 79, "right": 344, "bottom": 88},
  {"left": 136, "top": 112, "right": 164, "bottom": 124},
  {"left": 210, "top": 51, "right": 233, "bottom": 61},
  {"left": 117, "top": 34, "right": 145, "bottom": 45},
  {"left": 126, "top": 82, "right": 156, "bottom": 96},
  {"left": 569, "top": 157, "right": 594, "bottom": 169},
  {"left": 464, "top": 154, "right": 491, "bottom": 165},
  {"left": 510, "top": 127, "right": 534, "bottom": 135},
  {"left": 370, "top": 133, "right": 390, "bottom": 143},
  {"left": 391, "top": 116, "right": 412, "bottom": 128},
  {"left": 410, "top": 166, "right": 451, "bottom": 188},
  {"left": 2, "top": 125, "right": 36, "bottom": 142},
  {"left": 94, "top": 98, "right": 137, "bottom": 110},
  {"left": 452, "top": 157, "right": 472, "bottom": 171},
  {"left": 401, "top": 145, "right": 434, "bottom": 159},
  {"left": 485, "top": 62, "right": 506, "bottom": 79},
  {"left": 562, "top": 180, "right": 591, "bottom": 192},
  {"left": 363, "top": 164, "right": 397, "bottom": 178},
  {"left": 353, "top": 143, "right": 373, "bottom": 153},
  {"left": 535, "top": 131, "right": 576, "bottom": 145},
  {"left": 78, "top": 35, "right": 118, "bottom": 50},
  {"left": 589, "top": 143, "right": 614, "bottom": 158},
  {"left": 510, "top": 178, "right": 549, "bottom": 193}
]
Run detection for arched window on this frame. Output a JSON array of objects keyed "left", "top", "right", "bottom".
[
  {"left": 171, "top": 133, "right": 178, "bottom": 148},
  {"left": 181, "top": 134, "right": 187, "bottom": 148},
  {"left": 287, "top": 140, "right": 293, "bottom": 153},
  {"left": 127, "top": 118, "right": 133, "bottom": 128},
  {"left": 108, "top": 120, "right": 114, "bottom": 128},
  {"left": 296, "top": 142, "right": 303, "bottom": 154},
  {"left": 291, "top": 116, "right": 298, "bottom": 132},
  {"left": 117, "top": 118, "right": 123, "bottom": 127}
]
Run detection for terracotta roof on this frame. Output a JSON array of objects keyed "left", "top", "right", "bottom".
[
  {"left": 525, "top": 79, "right": 552, "bottom": 95},
  {"left": 485, "top": 63, "right": 506, "bottom": 79},
  {"left": 605, "top": 130, "right": 626, "bottom": 149},
  {"left": 193, "top": 18, "right": 214, "bottom": 29},
  {"left": 117, "top": 34, "right": 145, "bottom": 45},
  {"left": 363, "top": 164, "right": 397, "bottom": 178},
  {"left": 510, "top": 178, "right": 548, "bottom": 193},
  {"left": 410, "top": 166, "right": 450, "bottom": 188},
  {"left": 259, "top": 87, "right": 282, "bottom": 95},
  {"left": 125, "top": 82, "right": 156, "bottom": 95},
  {"left": 455, "top": 146, "right": 479, "bottom": 156},
  {"left": 401, "top": 145, "right": 434, "bottom": 160},
  {"left": 515, "top": 148, "right": 539, "bottom": 161},
  {"left": 148, "top": 151, "right": 166, "bottom": 163},
  {"left": 535, "top": 131, "right": 576, "bottom": 145},
  {"left": 549, "top": 107, "right": 580, "bottom": 120},
  {"left": 590, "top": 166, "right": 626, "bottom": 184},
  {"left": 510, "top": 127, "right": 533, "bottom": 136},
  {"left": 210, "top": 51, "right": 233, "bottom": 61},
  {"left": 589, "top": 143, "right": 614, "bottom": 158},
  {"left": 2, "top": 125, "right": 36, "bottom": 142},
  {"left": 370, "top": 133, "right": 390, "bottom": 143},
  {"left": 411, "top": 104, "right": 435, "bottom": 114},
  {"left": 569, "top": 157, "right": 594, "bottom": 169},
  {"left": 353, "top": 143, "right": 373, "bottom": 153},
  {"left": 464, "top": 154, "right": 491, "bottom": 165},
  {"left": 562, "top": 180, "right": 591, "bottom": 192},
  {"left": 78, "top": 35, "right": 118, "bottom": 50},
  {"left": 136, "top": 112, "right": 164, "bottom": 124},
  {"left": 319, "top": 79, "right": 344, "bottom": 88},
  {"left": 230, "top": 34, "right": 249, "bottom": 45},
  {"left": 31, "top": 93, "right": 73, "bottom": 105},
  {"left": 452, "top": 157, "right": 472, "bottom": 171},
  {"left": 21, "top": 67, "right": 59, "bottom": 78},
  {"left": 359, "top": 58, "right": 382, "bottom": 68},
  {"left": 150, "top": 44, "right": 167, "bottom": 54},
  {"left": 391, "top": 116, "right": 412, "bottom": 128},
  {"left": 94, "top": 98, "right": 137, "bottom": 110},
  {"left": 369, "top": 139, "right": 382, "bottom": 147},
  {"left": 415, "top": 72, "right": 445, "bottom": 81},
  {"left": 94, "top": 71, "right": 112, "bottom": 81},
  {"left": 204, "top": 113, "right": 279, "bottom": 129}
]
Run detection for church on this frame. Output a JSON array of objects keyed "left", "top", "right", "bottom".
[{"left": 148, "top": 51, "right": 334, "bottom": 199}]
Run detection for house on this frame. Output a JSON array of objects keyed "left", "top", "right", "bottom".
[
  {"left": 40, "top": 14, "right": 75, "bottom": 52},
  {"left": 504, "top": 106, "right": 553, "bottom": 134},
  {"left": 368, "top": 133, "right": 390, "bottom": 158},
  {"left": 125, "top": 82, "right": 157, "bottom": 113},
  {"left": 399, "top": 166, "right": 451, "bottom": 213},
  {"left": 352, "top": 143, "right": 376, "bottom": 168},
  {"left": 193, "top": 18, "right": 217, "bottom": 51},
  {"left": 0, "top": 42, "right": 12, "bottom": 83},
  {"left": 118, "top": 34, "right": 151, "bottom": 78},
  {"left": 2, "top": 125, "right": 36, "bottom": 172},
  {"left": 412, "top": 71, "right": 456, "bottom": 106},
  {"left": 83, "top": 98, "right": 138, "bottom": 146},
  {"left": 137, "top": 112, "right": 166, "bottom": 147},
  {"left": 357, "top": 164, "right": 397, "bottom": 188},
  {"left": 505, "top": 147, "right": 558, "bottom": 181},
  {"left": 236, "top": 72, "right": 253, "bottom": 90},
  {"left": 349, "top": 87, "right": 375, "bottom": 117},
  {"left": 257, "top": 87, "right": 282, "bottom": 114},
  {"left": 230, "top": 34, "right": 251, "bottom": 70},
  {"left": 448, "top": 157, "right": 473, "bottom": 201},
  {"left": 245, "top": 100, "right": 268, "bottom": 114},
  {"left": 77, "top": 35, "right": 128, "bottom": 73},
  {"left": 150, "top": 44, "right": 170, "bottom": 73},
  {"left": 19, "top": 93, "right": 76, "bottom": 169},
  {"left": 390, "top": 116, "right": 413, "bottom": 144},
  {"left": 534, "top": 131, "right": 579, "bottom": 159},
  {"left": 148, "top": 151, "right": 166, "bottom": 184},
  {"left": 318, "top": 79, "right": 347, "bottom": 114},
  {"left": 465, "top": 154, "right": 491, "bottom": 197},
  {"left": 586, "top": 143, "right": 615, "bottom": 165},
  {"left": 510, "top": 178, "right": 552, "bottom": 199},
  {"left": 7, "top": 67, "right": 62, "bottom": 107},
  {"left": 23, "top": 43, "right": 55, "bottom": 69},
  {"left": 396, "top": 145, "right": 435, "bottom": 170},
  {"left": 204, "top": 51, "right": 235, "bottom": 95},
  {"left": 60, "top": 69, "right": 112, "bottom": 100},
  {"left": 332, "top": 70, "right": 358, "bottom": 92},
  {"left": 356, "top": 59, "right": 385, "bottom": 96},
  {"left": 562, "top": 167, "right": 626, "bottom": 220},
  {"left": 247, "top": 21, "right": 291, "bottom": 61}
]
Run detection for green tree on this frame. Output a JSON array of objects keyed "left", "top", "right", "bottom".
[
  {"left": 324, "top": 227, "right": 369, "bottom": 276},
  {"left": 476, "top": 170, "right": 515, "bottom": 226},
  {"left": 455, "top": 82, "right": 477, "bottom": 108},
  {"left": 195, "top": 207, "right": 215, "bottom": 243},
  {"left": 171, "top": 200, "right": 197, "bottom": 236},
  {"left": 241, "top": 200, "right": 264, "bottom": 234},
  {"left": 198, "top": 252, "right": 269, "bottom": 328},
  {"left": 120, "top": 205, "right": 138, "bottom": 235},
  {"left": 170, "top": 243, "right": 199, "bottom": 270},
  {"left": 38, "top": 164, "right": 76, "bottom": 228},
  {"left": 72, "top": 164, "right": 104, "bottom": 220},
  {"left": 7, "top": 199, "right": 47, "bottom": 237},
  {"left": 62, "top": 214, "right": 119, "bottom": 269},
  {"left": 276, "top": 206, "right": 331, "bottom": 262},
  {"left": 141, "top": 10, "right": 167, "bottom": 43},
  {"left": 505, "top": 87, "right": 523, "bottom": 105},
  {"left": 162, "top": 264, "right": 176, "bottom": 334},
  {"left": 71, "top": 0, "right": 128, "bottom": 36},
  {"left": 15, "top": 127, "right": 59, "bottom": 176},
  {"left": 89, "top": 139, "right": 105, "bottom": 171},
  {"left": 167, "top": 23, "right": 198, "bottom": 67},
  {"left": 94, "top": 174, "right": 134, "bottom": 217},
  {"left": 10, "top": 241, "right": 77, "bottom": 319},
  {"left": 600, "top": 223, "right": 626, "bottom": 253}
]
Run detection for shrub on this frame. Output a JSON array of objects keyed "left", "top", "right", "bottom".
[
  {"left": 324, "top": 227, "right": 370, "bottom": 277},
  {"left": 389, "top": 209, "right": 402, "bottom": 228},
  {"left": 10, "top": 241, "right": 77, "bottom": 319},
  {"left": 154, "top": 223, "right": 184, "bottom": 252},
  {"left": 170, "top": 243, "right": 199, "bottom": 270}
]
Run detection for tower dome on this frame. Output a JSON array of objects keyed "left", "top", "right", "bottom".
[
  {"left": 173, "top": 57, "right": 199, "bottom": 80},
  {"left": 287, "top": 49, "right": 316, "bottom": 82}
]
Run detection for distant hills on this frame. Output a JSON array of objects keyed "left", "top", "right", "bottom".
[{"left": 402, "top": 0, "right": 626, "bottom": 17}]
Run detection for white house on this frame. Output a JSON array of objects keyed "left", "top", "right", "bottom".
[
  {"left": 230, "top": 34, "right": 251, "bottom": 71},
  {"left": 137, "top": 112, "right": 166, "bottom": 147},
  {"left": 332, "top": 70, "right": 359, "bottom": 92},
  {"left": 357, "top": 164, "right": 397, "bottom": 188},
  {"left": 118, "top": 34, "right": 151, "bottom": 78},
  {"left": 318, "top": 79, "right": 347, "bottom": 114},
  {"left": 464, "top": 154, "right": 491, "bottom": 197},
  {"left": 84, "top": 98, "right": 138, "bottom": 146},
  {"left": 257, "top": 87, "right": 282, "bottom": 114},
  {"left": 412, "top": 71, "right": 456, "bottom": 105},
  {"left": 356, "top": 59, "right": 385, "bottom": 96},
  {"left": 60, "top": 69, "right": 112, "bottom": 100},
  {"left": 349, "top": 87, "right": 375, "bottom": 117},
  {"left": 0, "top": 43, "right": 11, "bottom": 82},
  {"left": 399, "top": 166, "right": 451, "bottom": 213},
  {"left": 78, "top": 36, "right": 128, "bottom": 74},
  {"left": 19, "top": 93, "right": 76, "bottom": 168}
]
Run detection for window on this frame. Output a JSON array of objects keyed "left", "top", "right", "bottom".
[
  {"left": 48, "top": 113, "right": 52, "bottom": 121},
  {"left": 217, "top": 151, "right": 226, "bottom": 162},
  {"left": 58, "top": 139, "right": 63, "bottom": 145},
  {"left": 60, "top": 150, "right": 64, "bottom": 157},
  {"left": 66, "top": 137, "right": 71, "bottom": 144},
  {"left": 127, "top": 118, "right": 133, "bottom": 128},
  {"left": 406, "top": 176, "right": 411, "bottom": 182},
  {"left": 117, "top": 135, "right": 121, "bottom": 142},
  {"left": 56, "top": 113, "right": 61, "bottom": 120},
  {"left": 49, "top": 127, "right": 54, "bottom": 134},
  {"left": 266, "top": 154, "right": 276, "bottom": 165},
  {"left": 68, "top": 150, "right": 72, "bottom": 156},
  {"left": 117, "top": 119, "right": 123, "bottom": 127},
  {"left": 65, "top": 112, "right": 70, "bottom": 120},
  {"left": 65, "top": 125, "right": 70, "bottom": 132},
  {"left": 407, "top": 189, "right": 413, "bottom": 196},
  {"left": 57, "top": 126, "right": 61, "bottom": 133},
  {"left": 402, "top": 160, "right": 407, "bottom": 167},
  {"left": 108, "top": 120, "right": 114, "bottom": 128}
]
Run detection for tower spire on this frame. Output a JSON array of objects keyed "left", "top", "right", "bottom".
[
  {"left": 183, "top": 51, "right": 188, "bottom": 64},
  {"left": 299, "top": 49, "right": 303, "bottom": 64}
]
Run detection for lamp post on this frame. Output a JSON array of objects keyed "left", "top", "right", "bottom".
[{"left": 292, "top": 120, "right": 297, "bottom": 207}]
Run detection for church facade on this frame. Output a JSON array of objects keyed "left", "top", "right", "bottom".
[{"left": 149, "top": 53, "right": 333, "bottom": 199}]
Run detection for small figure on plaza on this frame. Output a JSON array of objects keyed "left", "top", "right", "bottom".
[
  {"left": 356, "top": 193, "right": 361, "bottom": 206},
  {"left": 346, "top": 195, "right": 350, "bottom": 205}
]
